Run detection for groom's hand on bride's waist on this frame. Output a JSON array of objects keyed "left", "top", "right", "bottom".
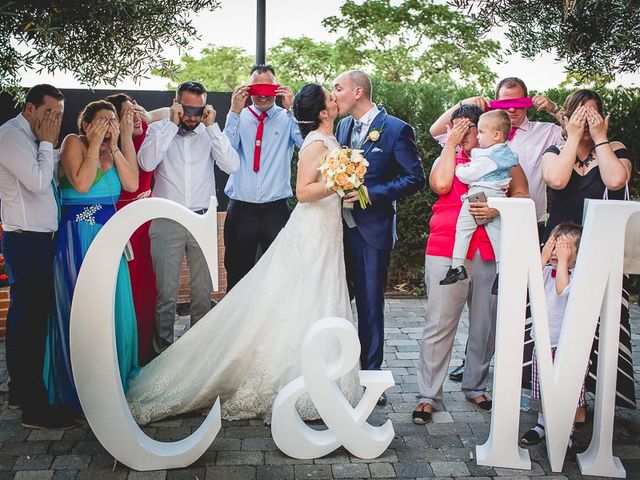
[{"left": 343, "top": 186, "right": 367, "bottom": 203}]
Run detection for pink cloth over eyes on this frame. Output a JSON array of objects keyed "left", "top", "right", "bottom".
[{"left": 489, "top": 97, "right": 534, "bottom": 111}]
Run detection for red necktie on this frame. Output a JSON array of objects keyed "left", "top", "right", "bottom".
[
  {"left": 507, "top": 127, "right": 518, "bottom": 141},
  {"left": 246, "top": 107, "right": 268, "bottom": 172}
]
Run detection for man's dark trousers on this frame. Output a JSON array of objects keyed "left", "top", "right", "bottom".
[{"left": 2, "top": 230, "right": 54, "bottom": 414}]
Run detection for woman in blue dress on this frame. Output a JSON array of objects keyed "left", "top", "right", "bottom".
[{"left": 44, "top": 100, "right": 140, "bottom": 411}]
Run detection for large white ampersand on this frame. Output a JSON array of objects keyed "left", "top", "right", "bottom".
[
  {"left": 70, "top": 197, "right": 221, "bottom": 471},
  {"left": 271, "top": 317, "right": 395, "bottom": 459}
]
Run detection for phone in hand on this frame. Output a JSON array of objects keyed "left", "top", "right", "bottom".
[{"left": 467, "top": 191, "right": 491, "bottom": 225}]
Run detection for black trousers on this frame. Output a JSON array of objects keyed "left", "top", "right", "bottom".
[
  {"left": 223, "top": 199, "right": 291, "bottom": 291},
  {"left": 2, "top": 230, "right": 54, "bottom": 415}
]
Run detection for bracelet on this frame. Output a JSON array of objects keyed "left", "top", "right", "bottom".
[
  {"left": 443, "top": 145, "right": 456, "bottom": 151},
  {"left": 111, "top": 148, "right": 120, "bottom": 156},
  {"left": 551, "top": 103, "right": 562, "bottom": 114},
  {"left": 594, "top": 141, "right": 610, "bottom": 149}
]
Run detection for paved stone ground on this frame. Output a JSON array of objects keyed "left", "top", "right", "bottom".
[{"left": 1, "top": 299, "right": 639, "bottom": 479}]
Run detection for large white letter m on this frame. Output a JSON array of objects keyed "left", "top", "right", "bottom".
[{"left": 477, "top": 198, "right": 640, "bottom": 478}]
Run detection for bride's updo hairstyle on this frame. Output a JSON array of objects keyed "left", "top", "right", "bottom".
[{"left": 293, "top": 83, "right": 326, "bottom": 139}]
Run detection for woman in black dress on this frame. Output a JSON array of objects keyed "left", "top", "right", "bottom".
[
  {"left": 540, "top": 89, "right": 635, "bottom": 423},
  {"left": 542, "top": 89, "right": 632, "bottom": 236}
]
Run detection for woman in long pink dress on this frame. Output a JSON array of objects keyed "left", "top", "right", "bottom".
[{"left": 106, "top": 94, "right": 168, "bottom": 364}]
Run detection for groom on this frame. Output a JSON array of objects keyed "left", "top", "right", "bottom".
[{"left": 333, "top": 71, "right": 425, "bottom": 402}]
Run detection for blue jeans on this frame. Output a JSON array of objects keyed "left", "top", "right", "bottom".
[{"left": 2, "top": 230, "right": 54, "bottom": 413}]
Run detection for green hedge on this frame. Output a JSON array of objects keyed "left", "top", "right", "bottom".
[{"left": 370, "top": 81, "right": 640, "bottom": 295}]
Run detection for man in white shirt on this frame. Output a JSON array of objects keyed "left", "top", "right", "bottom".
[
  {"left": 138, "top": 81, "right": 240, "bottom": 355},
  {"left": 0, "top": 84, "right": 75, "bottom": 429}
]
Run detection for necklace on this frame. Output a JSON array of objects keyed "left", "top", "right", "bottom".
[{"left": 575, "top": 148, "right": 595, "bottom": 169}]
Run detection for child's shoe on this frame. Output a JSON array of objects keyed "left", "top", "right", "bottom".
[
  {"left": 520, "top": 423, "right": 545, "bottom": 446},
  {"left": 440, "top": 266, "right": 468, "bottom": 285}
]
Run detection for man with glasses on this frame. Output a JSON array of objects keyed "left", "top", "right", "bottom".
[
  {"left": 138, "top": 81, "right": 239, "bottom": 355},
  {"left": 223, "top": 64, "right": 303, "bottom": 291}
]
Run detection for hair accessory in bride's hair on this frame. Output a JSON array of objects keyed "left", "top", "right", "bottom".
[{"left": 294, "top": 117, "right": 316, "bottom": 125}]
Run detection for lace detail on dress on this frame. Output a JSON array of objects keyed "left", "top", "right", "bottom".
[
  {"left": 300, "top": 131, "right": 340, "bottom": 155},
  {"left": 127, "top": 132, "right": 361, "bottom": 424}
]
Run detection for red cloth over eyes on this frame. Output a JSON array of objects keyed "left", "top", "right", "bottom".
[{"left": 248, "top": 84, "right": 280, "bottom": 96}]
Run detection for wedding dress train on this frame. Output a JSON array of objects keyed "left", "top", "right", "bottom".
[{"left": 127, "top": 131, "right": 362, "bottom": 424}]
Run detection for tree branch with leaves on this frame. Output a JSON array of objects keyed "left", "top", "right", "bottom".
[
  {"left": 451, "top": 0, "right": 640, "bottom": 79},
  {"left": 0, "top": 1, "right": 221, "bottom": 98}
]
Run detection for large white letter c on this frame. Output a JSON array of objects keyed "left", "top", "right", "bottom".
[{"left": 69, "top": 197, "right": 221, "bottom": 470}]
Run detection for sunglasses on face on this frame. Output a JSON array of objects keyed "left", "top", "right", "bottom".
[{"left": 181, "top": 105, "right": 205, "bottom": 117}]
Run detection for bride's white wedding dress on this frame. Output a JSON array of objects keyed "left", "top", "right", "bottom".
[{"left": 127, "top": 131, "right": 362, "bottom": 424}]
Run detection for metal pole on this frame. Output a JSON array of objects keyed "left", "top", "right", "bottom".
[{"left": 256, "top": 0, "right": 266, "bottom": 64}]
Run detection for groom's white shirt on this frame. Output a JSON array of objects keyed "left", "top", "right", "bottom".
[{"left": 351, "top": 104, "right": 380, "bottom": 147}]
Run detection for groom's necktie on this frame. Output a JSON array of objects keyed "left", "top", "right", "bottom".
[
  {"left": 343, "top": 119, "right": 363, "bottom": 229},
  {"left": 351, "top": 120, "right": 364, "bottom": 149}
]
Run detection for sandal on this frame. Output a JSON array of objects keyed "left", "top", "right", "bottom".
[
  {"left": 520, "top": 423, "right": 545, "bottom": 446},
  {"left": 467, "top": 395, "right": 492, "bottom": 412},
  {"left": 412, "top": 402, "right": 433, "bottom": 425}
]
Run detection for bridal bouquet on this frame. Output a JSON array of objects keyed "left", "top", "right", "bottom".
[{"left": 319, "top": 147, "right": 372, "bottom": 209}]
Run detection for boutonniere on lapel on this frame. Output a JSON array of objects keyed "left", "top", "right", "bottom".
[{"left": 366, "top": 129, "right": 383, "bottom": 143}]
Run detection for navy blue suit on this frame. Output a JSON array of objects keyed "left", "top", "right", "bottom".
[{"left": 335, "top": 108, "right": 425, "bottom": 370}]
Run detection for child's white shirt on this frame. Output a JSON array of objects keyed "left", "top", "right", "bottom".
[{"left": 542, "top": 264, "right": 572, "bottom": 347}]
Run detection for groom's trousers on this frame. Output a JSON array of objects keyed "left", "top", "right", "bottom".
[
  {"left": 344, "top": 225, "right": 391, "bottom": 370},
  {"left": 149, "top": 218, "right": 213, "bottom": 354}
]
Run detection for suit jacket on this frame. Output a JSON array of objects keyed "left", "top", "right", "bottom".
[{"left": 335, "top": 108, "right": 425, "bottom": 251}]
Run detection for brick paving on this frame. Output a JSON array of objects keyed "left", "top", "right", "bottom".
[{"left": 1, "top": 299, "right": 639, "bottom": 479}]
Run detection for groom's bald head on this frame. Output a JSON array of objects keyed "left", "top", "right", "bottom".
[
  {"left": 332, "top": 70, "right": 373, "bottom": 118},
  {"left": 345, "top": 70, "right": 372, "bottom": 100}
]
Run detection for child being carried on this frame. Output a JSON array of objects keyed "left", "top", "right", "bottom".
[{"left": 440, "top": 109, "right": 519, "bottom": 292}]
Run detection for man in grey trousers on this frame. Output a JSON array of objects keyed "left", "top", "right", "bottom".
[{"left": 138, "top": 81, "right": 239, "bottom": 355}]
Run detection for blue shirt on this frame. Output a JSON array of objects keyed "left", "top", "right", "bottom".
[{"left": 223, "top": 105, "right": 303, "bottom": 203}]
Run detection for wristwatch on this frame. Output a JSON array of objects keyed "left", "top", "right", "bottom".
[{"left": 551, "top": 103, "right": 563, "bottom": 115}]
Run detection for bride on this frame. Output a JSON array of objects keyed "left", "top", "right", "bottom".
[{"left": 127, "top": 84, "right": 362, "bottom": 424}]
